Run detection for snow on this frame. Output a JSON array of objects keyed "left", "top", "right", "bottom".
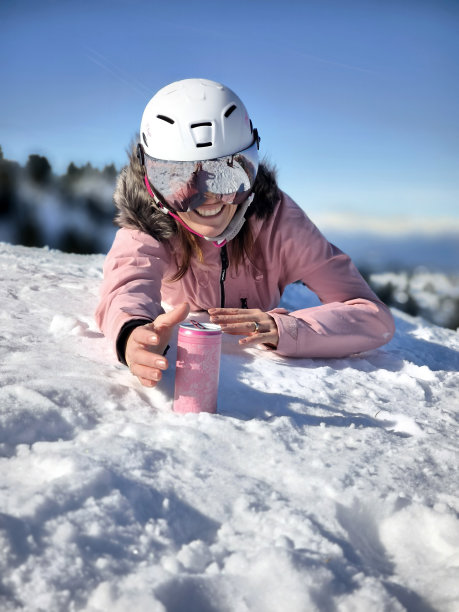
[{"left": 1, "top": 241, "right": 458, "bottom": 612}]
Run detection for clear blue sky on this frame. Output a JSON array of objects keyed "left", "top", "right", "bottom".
[{"left": 1, "top": 0, "right": 458, "bottom": 225}]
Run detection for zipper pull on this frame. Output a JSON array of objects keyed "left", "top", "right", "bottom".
[
  {"left": 240, "top": 298, "right": 248, "bottom": 309},
  {"left": 220, "top": 245, "right": 229, "bottom": 308},
  {"left": 220, "top": 244, "right": 228, "bottom": 282}
]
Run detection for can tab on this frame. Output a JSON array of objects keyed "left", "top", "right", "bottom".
[{"left": 190, "top": 319, "right": 206, "bottom": 329}]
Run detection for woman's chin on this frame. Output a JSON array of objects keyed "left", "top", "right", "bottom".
[{"left": 187, "top": 221, "right": 226, "bottom": 237}]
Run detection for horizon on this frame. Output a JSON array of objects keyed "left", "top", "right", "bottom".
[{"left": 3, "top": 144, "right": 459, "bottom": 239}]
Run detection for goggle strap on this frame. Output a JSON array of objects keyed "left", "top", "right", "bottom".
[
  {"left": 144, "top": 174, "right": 169, "bottom": 214},
  {"left": 204, "top": 193, "right": 254, "bottom": 247}
]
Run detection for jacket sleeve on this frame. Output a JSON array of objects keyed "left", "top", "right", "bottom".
[
  {"left": 95, "top": 228, "right": 170, "bottom": 358},
  {"left": 267, "top": 195, "right": 395, "bottom": 358}
]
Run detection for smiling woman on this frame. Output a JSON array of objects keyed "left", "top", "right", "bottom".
[{"left": 95, "top": 78, "right": 395, "bottom": 389}]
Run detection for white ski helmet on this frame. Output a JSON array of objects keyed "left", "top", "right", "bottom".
[{"left": 140, "top": 78, "right": 257, "bottom": 161}]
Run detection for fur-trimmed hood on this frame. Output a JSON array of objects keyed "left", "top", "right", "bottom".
[{"left": 113, "top": 145, "right": 281, "bottom": 242}]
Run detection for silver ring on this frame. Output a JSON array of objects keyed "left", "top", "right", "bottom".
[{"left": 252, "top": 321, "right": 259, "bottom": 333}]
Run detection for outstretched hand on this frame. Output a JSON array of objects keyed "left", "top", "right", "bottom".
[
  {"left": 208, "top": 307, "right": 279, "bottom": 349},
  {"left": 125, "top": 302, "right": 190, "bottom": 387}
]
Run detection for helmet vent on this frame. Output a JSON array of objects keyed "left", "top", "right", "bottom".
[
  {"left": 157, "top": 114, "right": 175, "bottom": 124},
  {"left": 224, "top": 104, "right": 237, "bottom": 118},
  {"left": 191, "top": 122, "right": 213, "bottom": 147}
]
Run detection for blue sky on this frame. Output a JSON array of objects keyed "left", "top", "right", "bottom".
[{"left": 1, "top": 0, "right": 458, "bottom": 226}]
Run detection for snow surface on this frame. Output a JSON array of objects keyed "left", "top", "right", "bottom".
[{"left": 0, "top": 242, "right": 458, "bottom": 612}]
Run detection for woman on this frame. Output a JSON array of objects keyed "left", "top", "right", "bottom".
[{"left": 96, "top": 78, "right": 394, "bottom": 388}]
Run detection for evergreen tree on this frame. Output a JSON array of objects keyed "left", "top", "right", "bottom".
[
  {"left": 102, "top": 163, "right": 117, "bottom": 180},
  {"left": 66, "top": 162, "right": 79, "bottom": 178},
  {"left": 0, "top": 150, "right": 18, "bottom": 217},
  {"left": 26, "top": 154, "right": 52, "bottom": 184}
]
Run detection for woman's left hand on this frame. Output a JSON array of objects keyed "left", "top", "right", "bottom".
[{"left": 208, "top": 308, "right": 279, "bottom": 349}]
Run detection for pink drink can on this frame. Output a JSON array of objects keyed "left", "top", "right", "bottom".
[{"left": 173, "top": 322, "right": 222, "bottom": 414}]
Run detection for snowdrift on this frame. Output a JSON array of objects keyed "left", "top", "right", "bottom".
[{"left": 0, "top": 242, "right": 458, "bottom": 612}]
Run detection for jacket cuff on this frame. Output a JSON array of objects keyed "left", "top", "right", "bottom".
[
  {"left": 116, "top": 318, "right": 152, "bottom": 365},
  {"left": 268, "top": 310, "right": 299, "bottom": 355}
]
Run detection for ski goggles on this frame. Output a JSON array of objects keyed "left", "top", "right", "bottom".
[{"left": 142, "top": 138, "right": 259, "bottom": 213}]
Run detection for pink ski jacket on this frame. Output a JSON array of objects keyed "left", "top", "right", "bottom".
[{"left": 96, "top": 190, "right": 395, "bottom": 360}]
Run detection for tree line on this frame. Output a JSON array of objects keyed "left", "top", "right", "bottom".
[{"left": 0, "top": 146, "right": 118, "bottom": 254}]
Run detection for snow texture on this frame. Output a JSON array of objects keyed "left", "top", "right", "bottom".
[{"left": 0, "top": 242, "right": 458, "bottom": 612}]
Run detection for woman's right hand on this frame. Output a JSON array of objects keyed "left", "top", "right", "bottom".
[{"left": 125, "top": 302, "right": 190, "bottom": 387}]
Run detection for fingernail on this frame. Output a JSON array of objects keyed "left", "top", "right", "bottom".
[
  {"left": 156, "top": 359, "right": 166, "bottom": 368},
  {"left": 150, "top": 334, "right": 158, "bottom": 343}
]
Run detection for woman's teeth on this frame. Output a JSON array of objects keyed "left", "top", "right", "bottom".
[{"left": 195, "top": 205, "right": 223, "bottom": 217}]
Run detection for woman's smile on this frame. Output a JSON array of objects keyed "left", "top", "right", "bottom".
[
  {"left": 177, "top": 202, "right": 237, "bottom": 237},
  {"left": 194, "top": 204, "right": 224, "bottom": 217}
]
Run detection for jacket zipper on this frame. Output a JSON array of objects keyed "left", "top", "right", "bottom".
[{"left": 220, "top": 244, "right": 229, "bottom": 308}]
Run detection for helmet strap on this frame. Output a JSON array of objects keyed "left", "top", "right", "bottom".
[{"left": 203, "top": 194, "right": 254, "bottom": 246}]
